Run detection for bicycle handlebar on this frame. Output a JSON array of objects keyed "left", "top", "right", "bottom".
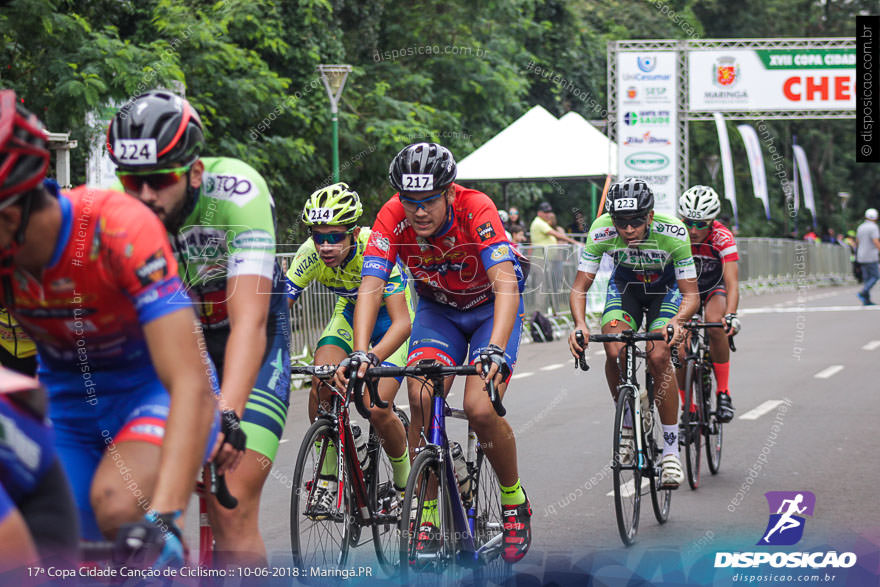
[
  {"left": 680, "top": 320, "right": 737, "bottom": 352},
  {"left": 588, "top": 331, "right": 666, "bottom": 343},
  {"left": 210, "top": 464, "right": 238, "bottom": 509}
]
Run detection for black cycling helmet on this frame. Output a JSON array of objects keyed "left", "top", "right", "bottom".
[
  {"left": 0, "top": 90, "right": 49, "bottom": 203},
  {"left": 389, "top": 142, "right": 457, "bottom": 193},
  {"left": 605, "top": 177, "right": 654, "bottom": 218},
  {"left": 107, "top": 90, "right": 204, "bottom": 171}
]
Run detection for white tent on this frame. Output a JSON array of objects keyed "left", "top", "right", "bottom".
[{"left": 456, "top": 105, "right": 616, "bottom": 181}]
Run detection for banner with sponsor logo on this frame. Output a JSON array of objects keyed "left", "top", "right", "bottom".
[
  {"left": 689, "top": 48, "right": 856, "bottom": 112},
  {"left": 736, "top": 124, "right": 771, "bottom": 219},
  {"left": 792, "top": 145, "right": 817, "bottom": 229},
  {"left": 713, "top": 113, "right": 738, "bottom": 227},
  {"left": 617, "top": 52, "right": 678, "bottom": 214}
]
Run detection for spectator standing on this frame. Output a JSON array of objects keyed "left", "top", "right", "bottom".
[
  {"left": 529, "top": 202, "right": 578, "bottom": 246},
  {"left": 855, "top": 208, "right": 880, "bottom": 305},
  {"left": 507, "top": 207, "right": 525, "bottom": 234}
]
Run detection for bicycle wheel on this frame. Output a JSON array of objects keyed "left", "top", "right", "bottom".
[
  {"left": 704, "top": 368, "right": 723, "bottom": 474},
  {"left": 648, "top": 399, "right": 672, "bottom": 524},
  {"left": 290, "top": 419, "right": 352, "bottom": 570},
  {"left": 612, "top": 386, "right": 640, "bottom": 546},
  {"left": 682, "top": 361, "right": 702, "bottom": 490},
  {"left": 399, "top": 447, "right": 462, "bottom": 585},
  {"left": 471, "top": 445, "right": 511, "bottom": 585},
  {"left": 369, "top": 410, "right": 409, "bottom": 576}
]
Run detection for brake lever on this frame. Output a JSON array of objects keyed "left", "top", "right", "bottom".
[
  {"left": 667, "top": 324, "right": 682, "bottom": 369},
  {"left": 574, "top": 330, "right": 589, "bottom": 371}
]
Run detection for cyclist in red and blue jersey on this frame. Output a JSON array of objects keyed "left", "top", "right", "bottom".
[
  {"left": 0, "top": 90, "right": 227, "bottom": 565},
  {"left": 677, "top": 185, "right": 741, "bottom": 422},
  {"left": 353, "top": 142, "right": 532, "bottom": 564}
]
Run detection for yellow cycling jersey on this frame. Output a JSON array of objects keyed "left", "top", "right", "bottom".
[{"left": 0, "top": 307, "right": 36, "bottom": 358}]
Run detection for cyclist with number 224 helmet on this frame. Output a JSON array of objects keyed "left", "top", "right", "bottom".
[
  {"left": 286, "top": 183, "right": 414, "bottom": 515},
  {"left": 355, "top": 143, "right": 532, "bottom": 564},
  {"left": 568, "top": 178, "right": 699, "bottom": 489},
  {"left": 107, "top": 90, "right": 291, "bottom": 566},
  {"left": 0, "top": 89, "right": 222, "bottom": 565},
  {"left": 676, "top": 185, "right": 740, "bottom": 422}
]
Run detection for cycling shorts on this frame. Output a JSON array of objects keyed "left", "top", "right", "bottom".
[
  {"left": 316, "top": 298, "right": 410, "bottom": 382},
  {"left": 407, "top": 297, "right": 524, "bottom": 377},
  {"left": 49, "top": 375, "right": 221, "bottom": 540},
  {"left": 601, "top": 276, "right": 682, "bottom": 332},
  {"left": 206, "top": 304, "right": 292, "bottom": 462},
  {"left": 17, "top": 459, "right": 79, "bottom": 560},
  {"left": 700, "top": 283, "right": 727, "bottom": 305}
]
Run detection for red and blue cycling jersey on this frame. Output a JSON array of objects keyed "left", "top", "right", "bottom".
[
  {"left": 691, "top": 220, "right": 739, "bottom": 293},
  {"left": 362, "top": 184, "right": 527, "bottom": 309}
]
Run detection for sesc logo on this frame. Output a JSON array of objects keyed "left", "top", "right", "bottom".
[
  {"left": 759, "top": 491, "right": 815, "bottom": 546},
  {"left": 625, "top": 152, "right": 669, "bottom": 172},
  {"left": 637, "top": 56, "right": 656, "bottom": 73}
]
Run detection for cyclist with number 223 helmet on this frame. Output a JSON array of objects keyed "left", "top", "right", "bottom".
[
  {"left": 0, "top": 90, "right": 222, "bottom": 565},
  {"left": 286, "top": 183, "right": 414, "bottom": 514},
  {"left": 107, "top": 90, "right": 290, "bottom": 566},
  {"left": 355, "top": 143, "right": 532, "bottom": 564},
  {"left": 568, "top": 178, "right": 699, "bottom": 489},
  {"left": 676, "top": 185, "right": 740, "bottom": 422}
]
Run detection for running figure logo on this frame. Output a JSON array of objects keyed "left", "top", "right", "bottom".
[{"left": 758, "top": 491, "right": 816, "bottom": 546}]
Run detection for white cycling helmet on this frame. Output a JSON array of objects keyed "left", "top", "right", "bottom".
[{"left": 679, "top": 185, "right": 721, "bottom": 221}]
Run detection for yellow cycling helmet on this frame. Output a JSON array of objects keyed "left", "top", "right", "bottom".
[{"left": 302, "top": 182, "right": 363, "bottom": 226}]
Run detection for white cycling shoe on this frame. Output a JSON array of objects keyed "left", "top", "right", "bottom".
[{"left": 660, "top": 454, "right": 684, "bottom": 489}]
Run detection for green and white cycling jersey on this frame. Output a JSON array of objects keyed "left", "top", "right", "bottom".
[
  {"left": 171, "top": 157, "right": 287, "bottom": 330},
  {"left": 578, "top": 213, "right": 697, "bottom": 287}
]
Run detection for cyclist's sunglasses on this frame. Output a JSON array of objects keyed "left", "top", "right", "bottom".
[
  {"left": 398, "top": 191, "right": 446, "bottom": 210},
  {"left": 311, "top": 228, "right": 353, "bottom": 245},
  {"left": 116, "top": 165, "right": 191, "bottom": 193},
  {"left": 612, "top": 215, "right": 648, "bottom": 229},
  {"left": 682, "top": 218, "right": 712, "bottom": 229}
]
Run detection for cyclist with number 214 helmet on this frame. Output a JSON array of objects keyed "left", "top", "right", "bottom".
[
  {"left": 568, "top": 178, "right": 700, "bottom": 489},
  {"left": 676, "top": 185, "right": 740, "bottom": 422},
  {"left": 286, "top": 183, "right": 414, "bottom": 514}
]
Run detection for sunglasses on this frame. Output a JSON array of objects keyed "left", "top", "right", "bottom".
[
  {"left": 612, "top": 215, "right": 648, "bottom": 229},
  {"left": 311, "top": 229, "right": 353, "bottom": 245},
  {"left": 682, "top": 218, "right": 711, "bottom": 229},
  {"left": 398, "top": 191, "right": 446, "bottom": 211},
  {"left": 116, "top": 165, "right": 191, "bottom": 193}
]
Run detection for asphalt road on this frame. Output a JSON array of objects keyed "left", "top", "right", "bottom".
[{"left": 187, "top": 283, "right": 880, "bottom": 585}]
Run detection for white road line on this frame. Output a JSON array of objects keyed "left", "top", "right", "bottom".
[
  {"left": 279, "top": 439, "right": 289, "bottom": 444},
  {"left": 740, "top": 400, "right": 786, "bottom": 421},
  {"left": 511, "top": 372, "right": 534, "bottom": 380},
  {"left": 814, "top": 365, "right": 844, "bottom": 379},
  {"left": 741, "top": 305, "right": 880, "bottom": 314},
  {"left": 606, "top": 477, "right": 649, "bottom": 498},
  {"left": 862, "top": 340, "right": 880, "bottom": 351},
  {"left": 539, "top": 363, "right": 565, "bottom": 371},
  {"left": 594, "top": 349, "right": 606, "bottom": 356},
  {"left": 398, "top": 404, "right": 409, "bottom": 410}
]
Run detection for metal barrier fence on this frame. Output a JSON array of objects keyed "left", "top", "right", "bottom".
[{"left": 278, "top": 238, "right": 853, "bottom": 359}]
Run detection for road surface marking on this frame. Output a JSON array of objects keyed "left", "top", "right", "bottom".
[
  {"left": 279, "top": 439, "right": 289, "bottom": 444},
  {"left": 607, "top": 477, "right": 649, "bottom": 497},
  {"left": 814, "top": 365, "right": 844, "bottom": 379},
  {"left": 740, "top": 400, "right": 786, "bottom": 421},
  {"left": 511, "top": 372, "right": 533, "bottom": 380},
  {"left": 540, "top": 363, "right": 565, "bottom": 371},
  {"left": 862, "top": 340, "right": 880, "bottom": 351},
  {"left": 741, "top": 306, "right": 880, "bottom": 314}
]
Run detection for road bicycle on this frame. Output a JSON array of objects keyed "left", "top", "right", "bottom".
[
  {"left": 679, "top": 318, "right": 736, "bottom": 488},
  {"left": 364, "top": 360, "right": 508, "bottom": 585},
  {"left": 289, "top": 363, "right": 409, "bottom": 576},
  {"left": 575, "top": 328, "right": 674, "bottom": 546}
]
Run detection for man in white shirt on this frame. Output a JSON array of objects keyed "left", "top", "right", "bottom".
[{"left": 855, "top": 208, "right": 880, "bottom": 305}]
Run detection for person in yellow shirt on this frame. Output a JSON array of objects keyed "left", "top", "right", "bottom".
[{"left": 529, "top": 202, "right": 578, "bottom": 246}]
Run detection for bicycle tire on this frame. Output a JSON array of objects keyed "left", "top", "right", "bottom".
[
  {"left": 612, "top": 385, "right": 640, "bottom": 546},
  {"left": 682, "top": 360, "right": 703, "bottom": 490},
  {"left": 398, "top": 447, "right": 463, "bottom": 586},
  {"left": 369, "top": 410, "right": 409, "bottom": 576},
  {"left": 648, "top": 396, "right": 672, "bottom": 524},
  {"left": 704, "top": 369, "right": 723, "bottom": 474},
  {"left": 290, "top": 418, "right": 352, "bottom": 571},
  {"left": 471, "top": 444, "right": 511, "bottom": 586}
]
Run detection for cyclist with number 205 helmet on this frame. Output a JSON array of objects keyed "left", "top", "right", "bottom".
[
  {"left": 676, "top": 185, "right": 740, "bottom": 422},
  {"left": 569, "top": 178, "right": 700, "bottom": 489}
]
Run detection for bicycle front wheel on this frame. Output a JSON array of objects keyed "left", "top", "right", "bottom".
[
  {"left": 612, "top": 386, "right": 641, "bottom": 546},
  {"left": 290, "top": 419, "right": 352, "bottom": 570},
  {"left": 682, "top": 361, "right": 703, "bottom": 490},
  {"left": 704, "top": 369, "right": 723, "bottom": 474},
  {"left": 648, "top": 398, "right": 672, "bottom": 524},
  {"left": 369, "top": 410, "right": 409, "bottom": 576},
  {"left": 472, "top": 445, "right": 511, "bottom": 585}
]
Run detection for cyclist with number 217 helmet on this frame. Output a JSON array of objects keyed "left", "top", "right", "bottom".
[
  {"left": 676, "top": 185, "right": 740, "bottom": 422},
  {"left": 569, "top": 177, "right": 700, "bottom": 489},
  {"left": 286, "top": 183, "right": 414, "bottom": 514}
]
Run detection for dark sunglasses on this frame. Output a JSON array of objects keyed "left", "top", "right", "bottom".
[
  {"left": 116, "top": 165, "right": 191, "bottom": 192},
  {"left": 311, "top": 229, "right": 352, "bottom": 245},
  {"left": 682, "top": 218, "right": 711, "bottom": 229},
  {"left": 612, "top": 215, "right": 648, "bottom": 229}
]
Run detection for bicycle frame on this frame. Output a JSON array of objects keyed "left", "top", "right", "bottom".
[{"left": 618, "top": 339, "right": 651, "bottom": 470}]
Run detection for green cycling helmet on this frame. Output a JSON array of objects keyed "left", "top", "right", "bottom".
[{"left": 302, "top": 182, "right": 363, "bottom": 226}]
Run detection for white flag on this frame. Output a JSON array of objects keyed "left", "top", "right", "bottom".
[
  {"left": 736, "top": 124, "right": 770, "bottom": 219},
  {"left": 792, "top": 145, "right": 817, "bottom": 228},
  {"left": 713, "top": 113, "right": 737, "bottom": 226}
]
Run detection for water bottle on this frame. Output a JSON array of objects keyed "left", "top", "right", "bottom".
[
  {"left": 351, "top": 424, "right": 370, "bottom": 470},
  {"left": 451, "top": 442, "right": 471, "bottom": 501}
]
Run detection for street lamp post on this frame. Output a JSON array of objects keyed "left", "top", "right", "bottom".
[{"left": 317, "top": 64, "right": 352, "bottom": 183}]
